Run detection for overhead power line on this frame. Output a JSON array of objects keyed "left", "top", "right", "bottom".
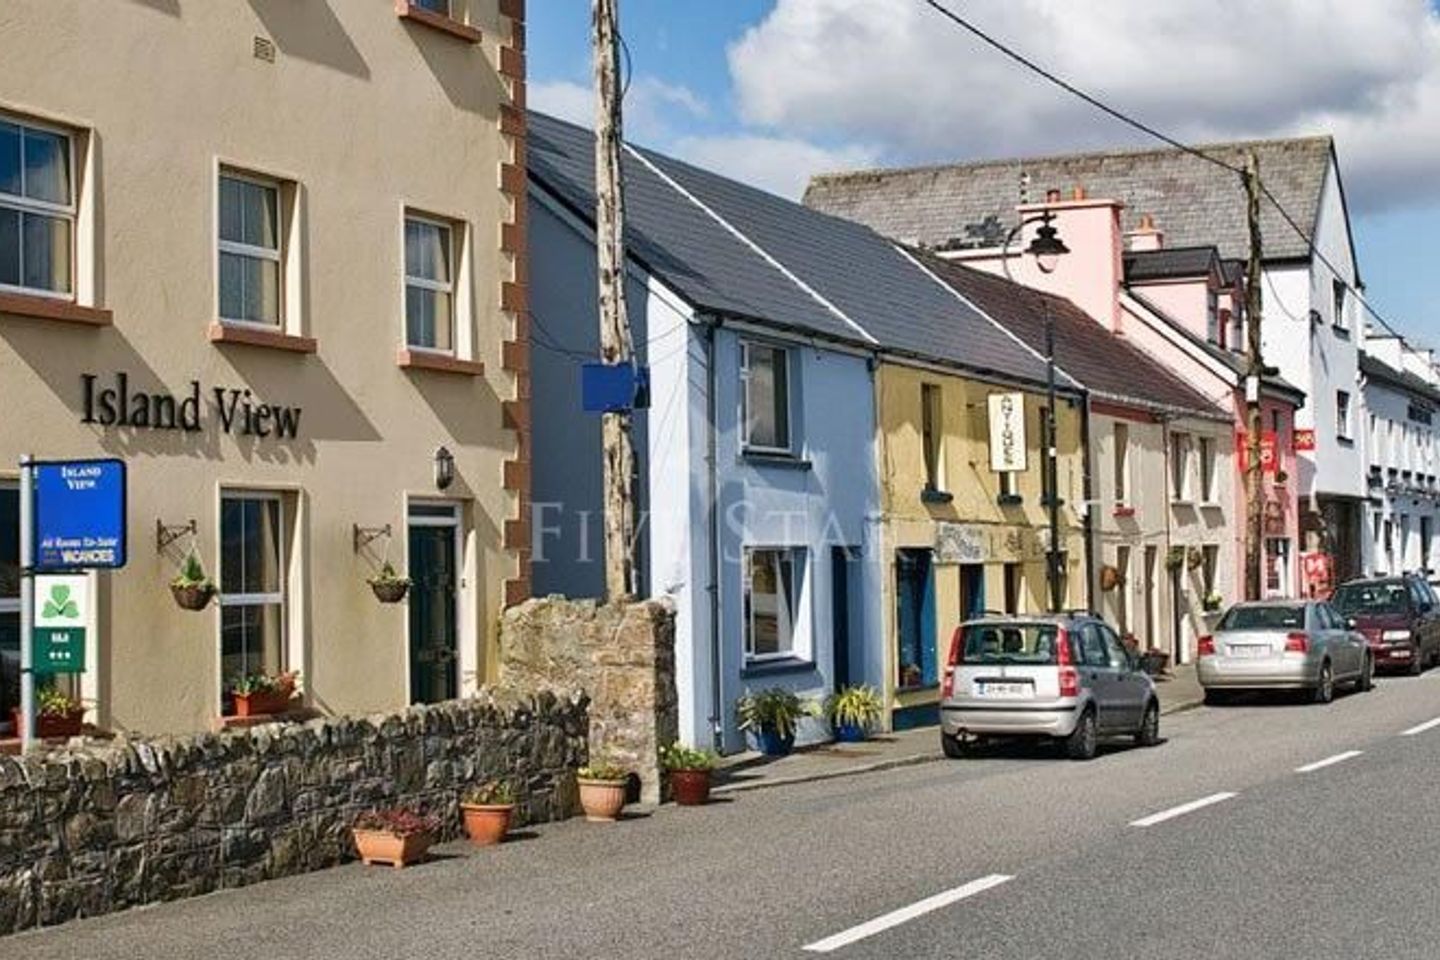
[{"left": 914, "top": 0, "right": 1407, "bottom": 341}]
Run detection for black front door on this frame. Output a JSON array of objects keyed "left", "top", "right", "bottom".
[{"left": 408, "top": 520, "right": 457, "bottom": 704}]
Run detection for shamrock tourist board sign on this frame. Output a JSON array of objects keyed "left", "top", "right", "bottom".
[{"left": 33, "top": 574, "right": 87, "bottom": 675}]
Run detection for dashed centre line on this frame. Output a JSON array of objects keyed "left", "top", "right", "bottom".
[
  {"left": 1401, "top": 717, "right": 1440, "bottom": 736},
  {"left": 802, "top": 874, "right": 1013, "bottom": 953},
  {"left": 1130, "top": 792, "right": 1237, "bottom": 828},
  {"left": 1295, "top": 750, "right": 1363, "bottom": 773}
]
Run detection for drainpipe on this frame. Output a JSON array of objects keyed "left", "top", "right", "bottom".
[
  {"left": 1159, "top": 415, "right": 1176, "bottom": 657},
  {"left": 702, "top": 317, "right": 724, "bottom": 753},
  {"left": 1080, "top": 391, "right": 1096, "bottom": 615}
]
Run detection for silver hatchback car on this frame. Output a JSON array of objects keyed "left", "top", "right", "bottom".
[
  {"left": 1197, "top": 600, "right": 1373, "bottom": 704},
  {"left": 939, "top": 614, "right": 1160, "bottom": 761}
]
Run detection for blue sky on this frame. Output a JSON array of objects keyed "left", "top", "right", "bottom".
[{"left": 530, "top": 1, "right": 1439, "bottom": 347}]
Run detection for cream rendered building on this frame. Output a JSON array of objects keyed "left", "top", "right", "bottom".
[{"left": 0, "top": 0, "right": 530, "bottom": 735}]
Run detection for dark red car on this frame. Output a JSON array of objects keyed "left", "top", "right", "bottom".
[{"left": 1331, "top": 575, "right": 1440, "bottom": 675}]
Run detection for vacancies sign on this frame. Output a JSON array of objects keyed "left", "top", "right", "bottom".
[
  {"left": 81, "top": 373, "right": 302, "bottom": 439},
  {"left": 34, "top": 459, "right": 127, "bottom": 570}
]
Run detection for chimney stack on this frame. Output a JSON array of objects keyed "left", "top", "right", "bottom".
[{"left": 1127, "top": 212, "right": 1164, "bottom": 252}]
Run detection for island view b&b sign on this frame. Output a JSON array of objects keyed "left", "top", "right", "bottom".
[{"left": 80, "top": 372, "right": 303, "bottom": 439}]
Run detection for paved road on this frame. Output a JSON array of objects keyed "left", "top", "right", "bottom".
[{"left": 13, "top": 672, "right": 1440, "bottom": 959}]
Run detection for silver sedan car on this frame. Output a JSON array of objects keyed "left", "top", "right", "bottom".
[{"left": 1197, "top": 600, "right": 1373, "bottom": 704}]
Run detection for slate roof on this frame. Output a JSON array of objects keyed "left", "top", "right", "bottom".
[
  {"left": 1360, "top": 353, "right": 1440, "bottom": 406},
  {"left": 528, "top": 111, "right": 1071, "bottom": 388},
  {"left": 804, "top": 137, "right": 1336, "bottom": 264},
  {"left": 917, "top": 253, "right": 1228, "bottom": 420},
  {"left": 1123, "top": 246, "right": 1221, "bottom": 283}
]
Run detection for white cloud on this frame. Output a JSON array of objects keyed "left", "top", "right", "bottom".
[
  {"left": 728, "top": 0, "right": 1440, "bottom": 212},
  {"left": 669, "top": 134, "right": 883, "bottom": 199},
  {"left": 530, "top": 79, "right": 593, "bottom": 128},
  {"left": 530, "top": 76, "right": 708, "bottom": 144}
]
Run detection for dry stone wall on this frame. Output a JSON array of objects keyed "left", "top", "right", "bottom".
[{"left": 0, "top": 688, "right": 586, "bottom": 935}]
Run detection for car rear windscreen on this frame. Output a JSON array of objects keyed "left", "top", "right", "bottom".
[
  {"left": 1332, "top": 583, "right": 1408, "bottom": 617},
  {"left": 963, "top": 623, "right": 1061, "bottom": 664},
  {"left": 1220, "top": 605, "right": 1305, "bottom": 630}
]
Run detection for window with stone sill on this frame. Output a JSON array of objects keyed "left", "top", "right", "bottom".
[
  {"left": 1, "top": 116, "right": 75, "bottom": 300},
  {"left": 744, "top": 547, "right": 803, "bottom": 662},
  {"left": 219, "top": 493, "right": 286, "bottom": 714}
]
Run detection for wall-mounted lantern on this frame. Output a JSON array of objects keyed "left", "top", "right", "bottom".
[{"left": 434, "top": 446, "right": 455, "bottom": 491}]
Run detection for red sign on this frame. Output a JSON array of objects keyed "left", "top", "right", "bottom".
[
  {"left": 1236, "top": 431, "right": 1278, "bottom": 474},
  {"left": 1294, "top": 428, "right": 1316, "bottom": 452},
  {"left": 1301, "top": 551, "right": 1334, "bottom": 599}
]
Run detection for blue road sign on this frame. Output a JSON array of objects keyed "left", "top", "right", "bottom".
[
  {"left": 33, "top": 458, "right": 127, "bottom": 571},
  {"left": 581, "top": 363, "right": 650, "bottom": 413}
]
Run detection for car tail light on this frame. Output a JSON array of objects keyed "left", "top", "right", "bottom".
[
  {"left": 1197, "top": 635, "right": 1215, "bottom": 657},
  {"left": 941, "top": 627, "right": 963, "bottom": 699},
  {"left": 1056, "top": 627, "right": 1080, "bottom": 697},
  {"left": 1284, "top": 632, "right": 1309, "bottom": 653}
]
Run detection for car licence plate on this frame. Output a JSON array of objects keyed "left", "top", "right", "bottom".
[
  {"left": 1228, "top": 644, "right": 1269, "bottom": 658},
  {"left": 977, "top": 681, "right": 1031, "bottom": 697}
]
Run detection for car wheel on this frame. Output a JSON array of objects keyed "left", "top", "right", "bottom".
[
  {"left": 1313, "top": 661, "right": 1334, "bottom": 704},
  {"left": 1065, "top": 709, "right": 1098, "bottom": 761},
  {"left": 941, "top": 733, "right": 968, "bottom": 759},
  {"left": 1203, "top": 688, "right": 1230, "bottom": 707},
  {"left": 1357, "top": 654, "right": 1374, "bottom": 692},
  {"left": 1135, "top": 700, "right": 1161, "bottom": 747}
]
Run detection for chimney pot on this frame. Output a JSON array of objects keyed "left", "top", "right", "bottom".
[
  {"left": 1045, "top": 188, "right": 1062, "bottom": 203},
  {"left": 1138, "top": 212, "right": 1156, "bottom": 230},
  {"left": 1071, "top": 185, "right": 1087, "bottom": 201}
]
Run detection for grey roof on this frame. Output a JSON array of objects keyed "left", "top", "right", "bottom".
[
  {"left": 804, "top": 137, "right": 1336, "bottom": 264},
  {"left": 1360, "top": 353, "right": 1440, "bottom": 406},
  {"left": 528, "top": 111, "right": 1070, "bottom": 388},
  {"left": 1123, "top": 246, "right": 1222, "bottom": 283}
]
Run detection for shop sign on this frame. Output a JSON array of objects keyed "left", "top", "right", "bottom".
[
  {"left": 33, "top": 575, "right": 87, "bottom": 675},
  {"left": 80, "top": 373, "right": 302, "bottom": 439},
  {"left": 1236, "top": 430, "right": 1278, "bottom": 473},
  {"left": 987, "top": 393, "right": 1027, "bottom": 473},
  {"left": 935, "top": 523, "right": 986, "bottom": 563},
  {"left": 1293, "top": 428, "right": 1316, "bottom": 452},
  {"left": 34, "top": 459, "right": 127, "bottom": 571},
  {"left": 1300, "top": 551, "right": 1334, "bottom": 599}
]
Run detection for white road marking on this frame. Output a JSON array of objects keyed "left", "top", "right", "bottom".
[
  {"left": 1130, "top": 792, "right": 1237, "bottom": 828},
  {"left": 1401, "top": 717, "right": 1440, "bottom": 736},
  {"left": 802, "top": 875, "right": 1013, "bottom": 953},
  {"left": 1295, "top": 750, "right": 1363, "bottom": 773}
]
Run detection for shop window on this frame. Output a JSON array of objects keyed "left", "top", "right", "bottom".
[
  {"left": 404, "top": 213, "right": 457, "bottom": 353},
  {"left": 218, "top": 171, "right": 285, "bottom": 326},
  {"left": 0, "top": 117, "right": 74, "bottom": 297},
  {"left": 921, "top": 383, "right": 944, "bottom": 492},
  {"left": 741, "top": 341, "right": 792, "bottom": 454},
  {"left": 743, "top": 547, "right": 802, "bottom": 661},
  {"left": 220, "top": 494, "right": 285, "bottom": 710}
]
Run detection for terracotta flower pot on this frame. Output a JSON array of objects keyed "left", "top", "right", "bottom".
[
  {"left": 10, "top": 706, "right": 84, "bottom": 740},
  {"left": 461, "top": 803, "right": 514, "bottom": 845},
  {"left": 353, "top": 828, "right": 433, "bottom": 868},
  {"left": 170, "top": 582, "right": 215, "bottom": 611},
  {"left": 232, "top": 689, "right": 294, "bottom": 717},
  {"left": 369, "top": 580, "right": 410, "bottom": 604},
  {"left": 669, "top": 769, "right": 711, "bottom": 806},
  {"left": 577, "top": 777, "right": 627, "bottom": 822}
]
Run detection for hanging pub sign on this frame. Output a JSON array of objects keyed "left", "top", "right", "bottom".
[
  {"left": 1293, "top": 428, "right": 1316, "bottom": 452},
  {"left": 987, "top": 392, "right": 1027, "bottom": 473},
  {"left": 33, "top": 458, "right": 127, "bottom": 571}
]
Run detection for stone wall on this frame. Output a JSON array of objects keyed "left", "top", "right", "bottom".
[
  {"left": 0, "top": 688, "right": 586, "bottom": 935},
  {"left": 501, "top": 597, "right": 677, "bottom": 804}
]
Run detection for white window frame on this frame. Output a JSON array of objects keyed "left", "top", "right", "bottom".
[
  {"left": 742, "top": 546, "right": 804, "bottom": 662},
  {"left": 1336, "top": 390, "right": 1352, "bottom": 440},
  {"left": 1113, "top": 421, "right": 1130, "bottom": 506},
  {"left": 1198, "top": 435, "right": 1217, "bottom": 504},
  {"left": 217, "top": 169, "right": 284, "bottom": 328},
  {"left": 0, "top": 113, "right": 76, "bottom": 301},
  {"left": 218, "top": 491, "right": 287, "bottom": 691},
  {"left": 740, "top": 340, "right": 794, "bottom": 455},
  {"left": 1170, "top": 432, "right": 1194, "bottom": 502},
  {"left": 403, "top": 212, "right": 457, "bottom": 354}
]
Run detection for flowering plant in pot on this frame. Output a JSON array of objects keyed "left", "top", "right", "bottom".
[
  {"left": 228, "top": 670, "right": 300, "bottom": 717},
  {"left": 659, "top": 741, "right": 717, "bottom": 806},
  {"left": 352, "top": 807, "right": 441, "bottom": 868},
  {"left": 576, "top": 759, "right": 629, "bottom": 822},
  {"left": 10, "top": 686, "right": 85, "bottom": 740},
  {"left": 367, "top": 562, "right": 411, "bottom": 604},
  {"left": 736, "top": 688, "right": 817, "bottom": 756},
  {"left": 460, "top": 780, "right": 516, "bottom": 846},
  {"left": 825, "top": 684, "right": 883, "bottom": 743},
  {"left": 170, "top": 552, "right": 215, "bottom": 611},
  {"left": 1202, "top": 591, "right": 1224, "bottom": 613}
]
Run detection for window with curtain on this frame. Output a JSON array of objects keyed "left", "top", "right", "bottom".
[
  {"left": 1199, "top": 436, "right": 1217, "bottom": 502},
  {"left": 220, "top": 495, "right": 285, "bottom": 708},
  {"left": 1113, "top": 422, "right": 1130, "bottom": 504},
  {"left": 0, "top": 118, "right": 73, "bottom": 297},
  {"left": 921, "top": 383, "right": 943, "bottom": 491},
  {"left": 218, "top": 173, "right": 281, "bottom": 325},
  {"left": 1171, "top": 433, "right": 1193, "bottom": 500},
  {"left": 744, "top": 547, "right": 801, "bottom": 660},
  {"left": 404, "top": 215, "right": 455, "bottom": 352},
  {"left": 741, "top": 341, "right": 792, "bottom": 453}
]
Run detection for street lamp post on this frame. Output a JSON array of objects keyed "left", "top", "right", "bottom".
[{"left": 1001, "top": 211, "right": 1070, "bottom": 613}]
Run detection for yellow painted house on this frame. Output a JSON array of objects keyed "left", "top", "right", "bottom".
[{"left": 875, "top": 361, "right": 1086, "bottom": 728}]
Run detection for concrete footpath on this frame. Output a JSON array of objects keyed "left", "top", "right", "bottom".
[{"left": 714, "top": 664, "right": 1205, "bottom": 794}]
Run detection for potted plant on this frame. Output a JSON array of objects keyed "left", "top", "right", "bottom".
[
  {"left": 825, "top": 684, "right": 883, "bottom": 743},
  {"left": 170, "top": 552, "right": 215, "bottom": 611},
  {"left": 735, "top": 688, "right": 816, "bottom": 757},
  {"left": 576, "top": 760, "right": 629, "bottom": 822},
  {"left": 352, "top": 807, "right": 440, "bottom": 868},
  {"left": 460, "top": 781, "right": 516, "bottom": 846},
  {"left": 229, "top": 670, "right": 300, "bottom": 717},
  {"left": 1203, "top": 591, "right": 1224, "bottom": 613},
  {"left": 367, "top": 562, "right": 411, "bottom": 604},
  {"left": 10, "top": 687, "right": 85, "bottom": 740},
  {"left": 659, "top": 741, "right": 717, "bottom": 806}
]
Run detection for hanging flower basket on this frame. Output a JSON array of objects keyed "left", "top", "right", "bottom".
[
  {"left": 1100, "top": 564, "right": 1123, "bottom": 592},
  {"left": 170, "top": 582, "right": 215, "bottom": 611},
  {"left": 367, "top": 562, "right": 412, "bottom": 604},
  {"left": 1165, "top": 547, "right": 1187, "bottom": 572}
]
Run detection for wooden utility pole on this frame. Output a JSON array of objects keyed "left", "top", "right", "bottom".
[
  {"left": 593, "top": 0, "right": 637, "bottom": 599},
  {"left": 1242, "top": 152, "right": 1266, "bottom": 601}
]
